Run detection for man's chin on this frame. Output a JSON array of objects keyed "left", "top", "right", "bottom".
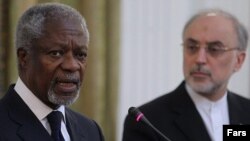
[
  {"left": 188, "top": 80, "right": 213, "bottom": 93},
  {"left": 48, "top": 91, "right": 79, "bottom": 106}
]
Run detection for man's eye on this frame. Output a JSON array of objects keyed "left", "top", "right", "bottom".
[
  {"left": 208, "top": 46, "right": 220, "bottom": 53},
  {"left": 186, "top": 44, "right": 199, "bottom": 52},
  {"left": 207, "top": 43, "right": 224, "bottom": 53},
  {"left": 49, "top": 51, "right": 63, "bottom": 57},
  {"left": 75, "top": 51, "right": 87, "bottom": 60}
]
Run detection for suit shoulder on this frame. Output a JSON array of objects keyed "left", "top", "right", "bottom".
[
  {"left": 229, "top": 92, "right": 250, "bottom": 106},
  {"left": 140, "top": 83, "right": 184, "bottom": 110}
]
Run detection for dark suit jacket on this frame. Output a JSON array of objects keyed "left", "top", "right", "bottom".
[
  {"left": 0, "top": 85, "right": 104, "bottom": 141},
  {"left": 122, "top": 81, "right": 250, "bottom": 141}
]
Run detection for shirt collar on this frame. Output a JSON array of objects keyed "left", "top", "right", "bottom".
[{"left": 14, "top": 77, "right": 66, "bottom": 122}]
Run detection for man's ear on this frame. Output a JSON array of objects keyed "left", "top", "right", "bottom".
[
  {"left": 17, "top": 48, "right": 29, "bottom": 68},
  {"left": 234, "top": 51, "right": 246, "bottom": 72}
]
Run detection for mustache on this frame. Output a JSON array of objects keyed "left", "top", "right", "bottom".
[
  {"left": 190, "top": 65, "right": 211, "bottom": 75},
  {"left": 51, "top": 73, "right": 81, "bottom": 86}
]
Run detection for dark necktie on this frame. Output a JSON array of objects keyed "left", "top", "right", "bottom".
[{"left": 47, "top": 111, "right": 65, "bottom": 141}]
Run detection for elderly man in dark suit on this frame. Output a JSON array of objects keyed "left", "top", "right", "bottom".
[
  {"left": 0, "top": 2, "right": 104, "bottom": 141},
  {"left": 123, "top": 9, "right": 250, "bottom": 141}
]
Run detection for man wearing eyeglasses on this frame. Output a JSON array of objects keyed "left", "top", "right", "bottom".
[{"left": 123, "top": 9, "right": 250, "bottom": 141}]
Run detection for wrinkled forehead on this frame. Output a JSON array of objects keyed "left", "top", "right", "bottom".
[
  {"left": 45, "top": 17, "right": 84, "bottom": 30},
  {"left": 184, "top": 14, "right": 236, "bottom": 37},
  {"left": 42, "top": 17, "right": 89, "bottom": 40},
  {"left": 183, "top": 14, "right": 238, "bottom": 46}
]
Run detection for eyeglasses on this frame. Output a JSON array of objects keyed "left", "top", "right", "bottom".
[{"left": 182, "top": 41, "right": 240, "bottom": 57}]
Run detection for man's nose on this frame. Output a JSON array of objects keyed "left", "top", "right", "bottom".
[
  {"left": 61, "top": 53, "right": 80, "bottom": 72},
  {"left": 195, "top": 47, "right": 208, "bottom": 64}
]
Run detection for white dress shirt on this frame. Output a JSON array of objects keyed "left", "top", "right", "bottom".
[
  {"left": 186, "top": 84, "right": 229, "bottom": 141},
  {"left": 14, "top": 77, "right": 71, "bottom": 141}
]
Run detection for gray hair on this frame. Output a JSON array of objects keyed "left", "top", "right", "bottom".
[
  {"left": 15, "top": 2, "right": 89, "bottom": 51},
  {"left": 182, "top": 9, "right": 248, "bottom": 51}
]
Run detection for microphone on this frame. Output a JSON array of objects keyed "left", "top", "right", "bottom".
[{"left": 128, "top": 107, "right": 172, "bottom": 141}]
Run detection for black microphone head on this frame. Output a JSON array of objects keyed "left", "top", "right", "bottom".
[
  {"left": 128, "top": 107, "right": 144, "bottom": 122},
  {"left": 128, "top": 107, "right": 139, "bottom": 116}
]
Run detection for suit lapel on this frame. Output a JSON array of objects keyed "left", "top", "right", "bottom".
[
  {"left": 16, "top": 122, "right": 52, "bottom": 141},
  {"left": 174, "top": 107, "right": 211, "bottom": 141},
  {"left": 6, "top": 87, "right": 53, "bottom": 141},
  {"left": 65, "top": 109, "right": 86, "bottom": 141},
  {"left": 172, "top": 83, "right": 211, "bottom": 141},
  {"left": 228, "top": 93, "right": 250, "bottom": 124}
]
